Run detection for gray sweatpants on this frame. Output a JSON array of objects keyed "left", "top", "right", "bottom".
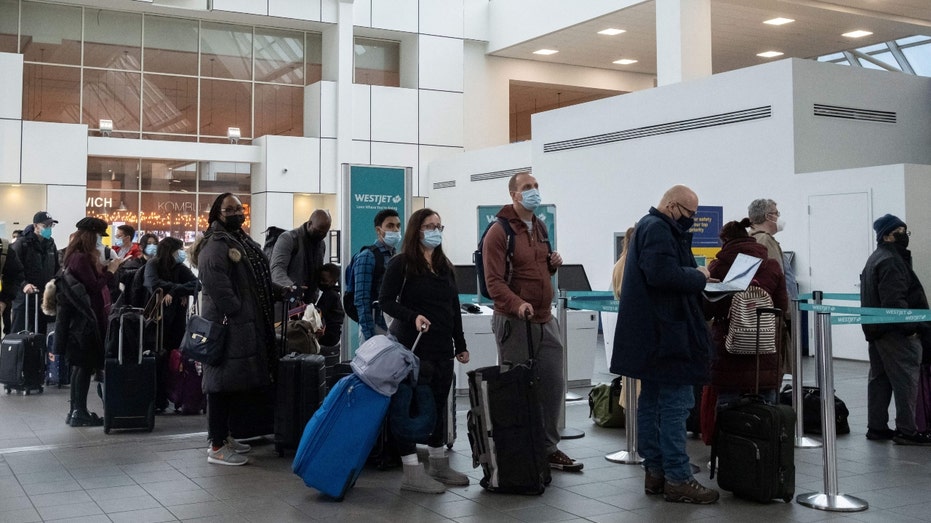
[
  {"left": 867, "top": 332, "right": 921, "bottom": 434},
  {"left": 492, "top": 313, "right": 564, "bottom": 455}
]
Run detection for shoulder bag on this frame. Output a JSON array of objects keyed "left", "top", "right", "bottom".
[{"left": 180, "top": 294, "right": 228, "bottom": 366}]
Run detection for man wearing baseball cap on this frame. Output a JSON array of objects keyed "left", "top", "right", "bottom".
[
  {"left": 9, "top": 211, "right": 60, "bottom": 334},
  {"left": 860, "top": 214, "right": 931, "bottom": 445}
]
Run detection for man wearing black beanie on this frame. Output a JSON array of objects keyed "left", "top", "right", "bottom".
[{"left": 860, "top": 213, "right": 931, "bottom": 445}]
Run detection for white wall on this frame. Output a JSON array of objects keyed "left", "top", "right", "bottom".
[
  {"left": 904, "top": 164, "right": 931, "bottom": 288},
  {"left": 0, "top": 185, "right": 46, "bottom": 237}
]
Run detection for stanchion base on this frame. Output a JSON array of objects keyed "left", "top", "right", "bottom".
[
  {"left": 797, "top": 493, "right": 868, "bottom": 512},
  {"left": 565, "top": 392, "right": 584, "bottom": 402},
  {"left": 559, "top": 427, "right": 585, "bottom": 439},
  {"left": 795, "top": 436, "right": 822, "bottom": 448},
  {"left": 605, "top": 450, "right": 642, "bottom": 464}
]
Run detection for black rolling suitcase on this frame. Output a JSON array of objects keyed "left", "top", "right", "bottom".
[
  {"left": 0, "top": 293, "right": 45, "bottom": 395},
  {"left": 275, "top": 353, "right": 326, "bottom": 456},
  {"left": 45, "top": 330, "right": 70, "bottom": 388},
  {"left": 467, "top": 318, "right": 548, "bottom": 495},
  {"left": 102, "top": 307, "right": 156, "bottom": 434},
  {"left": 711, "top": 307, "right": 795, "bottom": 503}
]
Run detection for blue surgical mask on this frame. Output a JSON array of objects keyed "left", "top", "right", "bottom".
[
  {"left": 39, "top": 226, "right": 52, "bottom": 239},
  {"left": 112, "top": 237, "right": 123, "bottom": 248},
  {"left": 421, "top": 230, "right": 443, "bottom": 249},
  {"left": 383, "top": 230, "right": 402, "bottom": 248},
  {"left": 174, "top": 250, "right": 187, "bottom": 264},
  {"left": 520, "top": 188, "right": 541, "bottom": 211},
  {"left": 144, "top": 244, "right": 157, "bottom": 257}
]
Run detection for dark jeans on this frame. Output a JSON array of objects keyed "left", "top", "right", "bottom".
[
  {"left": 395, "top": 358, "right": 454, "bottom": 455},
  {"left": 69, "top": 366, "right": 93, "bottom": 414},
  {"left": 207, "top": 391, "right": 242, "bottom": 448}
]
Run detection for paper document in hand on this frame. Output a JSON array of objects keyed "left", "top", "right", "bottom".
[{"left": 704, "top": 253, "right": 763, "bottom": 294}]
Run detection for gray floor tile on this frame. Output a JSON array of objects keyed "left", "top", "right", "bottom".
[
  {"left": 95, "top": 494, "right": 163, "bottom": 514},
  {"left": 76, "top": 473, "right": 137, "bottom": 490},
  {"left": 29, "top": 489, "right": 92, "bottom": 507},
  {"left": 108, "top": 507, "right": 180, "bottom": 523},
  {"left": 0, "top": 507, "right": 42, "bottom": 523},
  {"left": 35, "top": 500, "right": 104, "bottom": 521}
]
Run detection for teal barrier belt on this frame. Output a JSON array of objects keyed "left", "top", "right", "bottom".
[{"left": 797, "top": 293, "right": 860, "bottom": 301}]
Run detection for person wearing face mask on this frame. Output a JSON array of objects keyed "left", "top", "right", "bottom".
[
  {"left": 314, "top": 263, "right": 344, "bottom": 347},
  {"left": 109, "top": 224, "right": 144, "bottom": 305},
  {"left": 144, "top": 236, "right": 199, "bottom": 412},
  {"left": 9, "top": 211, "right": 60, "bottom": 335},
  {"left": 124, "top": 233, "right": 159, "bottom": 308},
  {"left": 860, "top": 214, "right": 931, "bottom": 445},
  {"left": 270, "top": 209, "right": 331, "bottom": 306},
  {"left": 190, "top": 193, "right": 287, "bottom": 465},
  {"left": 350, "top": 208, "right": 401, "bottom": 341},
  {"left": 379, "top": 208, "right": 470, "bottom": 493},
  {"left": 611, "top": 185, "right": 720, "bottom": 504}
]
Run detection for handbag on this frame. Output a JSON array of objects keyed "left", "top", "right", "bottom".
[
  {"left": 180, "top": 295, "right": 228, "bottom": 366},
  {"left": 588, "top": 377, "right": 624, "bottom": 428},
  {"left": 779, "top": 384, "right": 850, "bottom": 435}
]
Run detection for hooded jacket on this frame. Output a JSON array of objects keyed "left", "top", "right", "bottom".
[{"left": 860, "top": 242, "right": 930, "bottom": 342}]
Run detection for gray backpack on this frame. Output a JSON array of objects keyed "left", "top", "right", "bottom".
[{"left": 350, "top": 334, "right": 420, "bottom": 396}]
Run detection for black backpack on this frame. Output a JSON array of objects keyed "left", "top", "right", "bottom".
[
  {"left": 473, "top": 217, "right": 550, "bottom": 300},
  {"left": 342, "top": 245, "right": 386, "bottom": 323}
]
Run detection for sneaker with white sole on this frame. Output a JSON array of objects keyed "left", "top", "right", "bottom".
[
  {"left": 208, "top": 445, "right": 249, "bottom": 466},
  {"left": 225, "top": 437, "right": 252, "bottom": 454}
]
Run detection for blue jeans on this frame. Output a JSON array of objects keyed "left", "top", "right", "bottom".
[{"left": 637, "top": 380, "right": 694, "bottom": 482}]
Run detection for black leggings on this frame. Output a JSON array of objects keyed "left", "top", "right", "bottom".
[
  {"left": 69, "top": 366, "right": 93, "bottom": 414},
  {"left": 207, "top": 391, "right": 234, "bottom": 448},
  {"left": 395, "top": 358, "right": 454, "bottom": 456}
]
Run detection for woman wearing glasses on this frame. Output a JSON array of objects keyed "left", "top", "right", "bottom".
[
  {"left": 190, "top": 193, "right": 285, "bottom": 466},
  {"left": 379, "top": 208, "right": 470, "bottom": 494}
]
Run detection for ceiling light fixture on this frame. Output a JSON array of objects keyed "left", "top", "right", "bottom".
[
  {"left": 533, "top": 49, "right": 559, "bottom": 56},
  {"left": 764, "top": 17, "right": 794, "bottom": 25},
  {"left": 598, "top": 28, "right": 626, "bottom": 36},
  {"left": 842, "top": 30, "right": 873, "bottom": 38},
  {"left": 757, "top": 51, "right": 784, "bottom": 58},
  {"left": 613, "top": 59, "right": 638, "bottom": 65}
]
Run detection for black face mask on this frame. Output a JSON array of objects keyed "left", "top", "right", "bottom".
[
  {"left": 309, "top": 230, "right": 327, "bottom": 242},
  {"left": 676, "top": 216, "right": 695, "bottom": 230},
  {"left": 224, "top": 214, "right": 246, "bottom": 231},
  {"left": 893, "top": 231, "right": 909, "bottom": 249},
  {"left": 319, "top": 283, "right": 334, "bottom": 291}
]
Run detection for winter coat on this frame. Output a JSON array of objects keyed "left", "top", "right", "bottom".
[
  {"left": 860, "top": 242, "right": 930, "bottom": 342},
  {"left": 192, "top": 222, "right": 277, "bottom": 394},
  {"left": 9, "top": 227, "right": 59, "bottom": 307},
  {"left": 1, "top": 239, "right": 24, "bottom": 303},
  {"left": 379, "top": 253, "right": 467, "bottom": 361},
  {"left": 705, "top": 237, "right": 787, "bottom": 393},
  {"left": 51, "top": 254, "right": 112, "bottom": 369},
  {"left": 482, "top": 205, "right": 555, "bottom": 323},
  {"left": 269, "top": 226, "right": 326, "bottom": 301},
  {"left": 610, "top": 207, "right": 711, "bottom": 385}
]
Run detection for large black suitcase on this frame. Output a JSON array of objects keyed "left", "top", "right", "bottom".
[
  {"left": 710, "top": 307, "right": 794, "bottom": 503},
  {"left": 0, "top": 293, "right": 45, "bottom": 395},
  {"left": 467, "top": 319, "right": 547, "bottom": 495},
  {"left": 274, "top": 353, "right": 326, "bottom": 456},
  {"left": 102, "top": 308, "right": 156, "bottom": 434}
]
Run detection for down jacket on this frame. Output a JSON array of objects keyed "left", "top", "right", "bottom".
[{"left": 46, "top": 269, "right": 104, "bottom": 369}]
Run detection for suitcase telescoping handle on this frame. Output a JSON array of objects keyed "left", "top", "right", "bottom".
[
  {"left": 754, "top": 307, "right": 782, "bottom": 395},
  {"left": 119, "top": 308, "right": 145, "bottom": 366},
  {"left": 21, "top": 290, "right": 39, "bottom": 333},
  {"left": 524, "top": 310, "right": 535, "bottom": 361}
]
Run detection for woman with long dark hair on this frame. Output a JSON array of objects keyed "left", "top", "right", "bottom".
[
  {"left": 144, "top": 236, "right": 199, "bottom": 411},
  {"left": 190, "top": 193, "right": 286, "bottom": 465},
  {"left": 379, "top": 208, "right": 470, "bottom": 494},
  {"left": 56, "top": 218, "right": 124, "bottom": 427}
]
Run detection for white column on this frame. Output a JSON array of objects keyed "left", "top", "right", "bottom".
[
  {"left": 336, "top": 0, "right": 354, "bottom": 171},
  {"left": 655, "top": 0, "right": 712, "bottom": 86}
]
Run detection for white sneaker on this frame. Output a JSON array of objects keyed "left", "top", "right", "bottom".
[
  {"left": 225, "top": 437, "right": 252, "bottom": 454},
  {"left": 208, "top": 444, "right": 249, "bottom": 466}
]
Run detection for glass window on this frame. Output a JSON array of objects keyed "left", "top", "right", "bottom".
[
  {"left": 306, "top": 32, "right": 323, "bottom": 85},
  {"left": 142, "top": 73, "right": 197, "bottom": 135},
  {"left": 898, "top": 35, "right": 931, "bottom": 46},
  {"left": 87, "top": 157, "right": 141, "bottom": 191},
  {"left": 0, "top": 0, "right": 18, "bottom": 54},
  {"left": 198, "top": 161, "right": 251, "bottom": 194},
  {"left": 354, "top": 37, "right": 400, "bottom": 87},
  {"left": 144, "top": 15, "right": 198, "bottom": 76},
  {"left": 84, "top": 10, "right": 142, "bottom": 70},
  {"left": 860, "top": 51, "right": 899, "bottom": 71},
  {"left": 902, "top": 43, "right": 931, "bottom": 76},
  {"left": 255, "top": 84, "right": 303, "bottom": 137},
  {"left": 141, "top": 159, "right": 197, "bottom": 192},
  {"left": 21, "top": 1, "right": 81, "bottom": 65},
  {"left": 83, "top": 69, "right": 141, "bottom": 134},
  {"left": 255, "top": 27, "right": 303, "bottom": 84},
  {"left": 22, "top": 64, "right": 80, "bottom": 123},
  {"left": 200, "top": 79, "right": 252, "bottom": 138},
  {"left": 86, "top": 188, "right": 139, "bottom": 230},
  {"left": 201, "top": 21, "right": 252, "bottom": 81},
  {"left": 140, "top": 191, "right": 199, "bottom": 241}
]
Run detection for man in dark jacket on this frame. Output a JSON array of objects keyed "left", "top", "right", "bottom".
[
  {"left": 1, "top": 238, "right": 25, "bottom": 335},
  {"left": 270, "top": 209, "right": 330, "bottom": 304},
  {"left": 860, "top": 214, "right": 931, "bottom": 445},
  {"left": 10, "top": 211, "right": 60, "bottom": 334},
  {"left": 611, "top": 185, "right": 718, "bottom": 504}
]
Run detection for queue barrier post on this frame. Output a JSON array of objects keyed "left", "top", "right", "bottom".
[
  {"left": 557, "top": 289, "right": 584, "bottom": 439},
  {"left": 793, "top": 296, "right": 822, "bottom": 449}
]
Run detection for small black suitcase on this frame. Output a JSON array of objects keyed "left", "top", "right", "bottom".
[
  {"left": 274, "top": 353, "right": 326, "bottom": 456},
  {"left": 711, "top": 307, "right": 795, "bottom": 503},
  {"left": 102, "top": 308, "right": 156, "bottom": 434},
  {"left": 467, "top": 319, "right": 548, "bottom": 495},
  {"left": 0, "top": 293, "right": 45, "bottom": 395},
  {"left": 45, "top": 330, "right": 70, "bottom": 388}
]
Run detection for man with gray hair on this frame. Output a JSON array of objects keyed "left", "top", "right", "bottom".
[{"left": 748, "top": 198, "right": 793, "bottom": 372}]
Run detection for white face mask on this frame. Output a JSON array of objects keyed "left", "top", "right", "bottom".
[{"left": 775, "top": 218, "right": 785, "bottom": 233}]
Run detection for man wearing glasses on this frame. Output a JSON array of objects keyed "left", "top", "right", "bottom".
[
  {"left": 860, "top": 214, "right": 931, "bottom": 445},
  {"left": 747, "top": 198, "right": 785, "bottom": 271},
  {"left": 611, "top": 185, "right": 719, "bottom": 504}
]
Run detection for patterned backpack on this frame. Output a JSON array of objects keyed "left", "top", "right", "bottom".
[{"left": 724, "top": 284, "right": 777, "bottom": 355}]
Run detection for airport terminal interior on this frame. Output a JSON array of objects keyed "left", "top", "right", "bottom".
[{"left": 2, "top": 0, "right": 931, "bottom": 521}]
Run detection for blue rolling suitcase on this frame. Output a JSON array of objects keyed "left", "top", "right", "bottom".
[{"left": 292, "top": 374, "right": 389, "bottom": 501}]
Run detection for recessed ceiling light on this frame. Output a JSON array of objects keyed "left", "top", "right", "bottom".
[
  {"left": 842, "top": 30, "right": 873, "bottom": 38},
  {"left": 533, "top": 49, "right": 559, "bottom": 55},
  {"left": 763, "top": 17, "right": 794, "bottom": 26},
  {"left": 757, "top": 51, "right": 784, "bottom": 58},
  {"left": 598, "top": 28, "right": 626, "bottom": 36},
  {"left": 612, "top": 59, "right": 638, "bottom": 65}
]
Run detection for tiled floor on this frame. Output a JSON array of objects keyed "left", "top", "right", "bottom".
[{"left": 2, "top": 340, "right": 931, "bottom": 522}]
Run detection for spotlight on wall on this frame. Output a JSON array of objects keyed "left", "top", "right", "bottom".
[
  {"left": 100, "top": 119, "right": 113, "bottom": 137},
  {"left": 227, "top": 127, "right": 241, "bottom": 144}
]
